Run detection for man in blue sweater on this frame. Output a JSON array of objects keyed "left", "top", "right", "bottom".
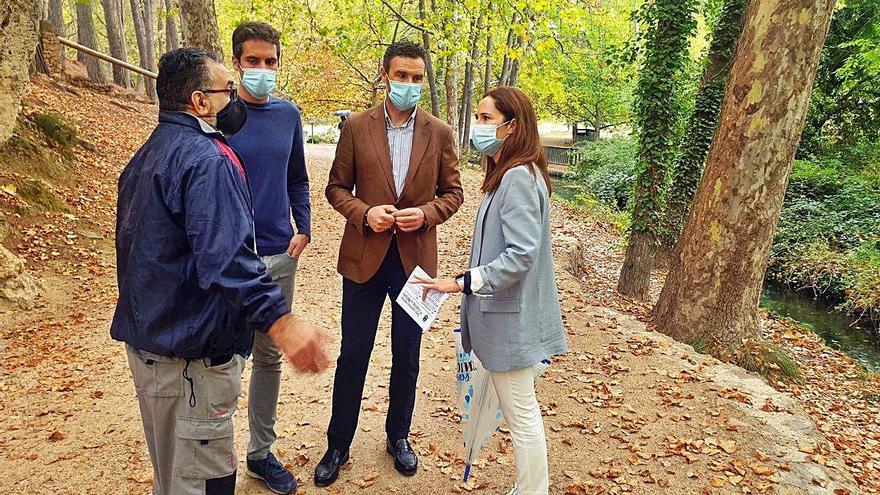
[{"left": 226, "top": 22, "right": 310, "bottom": 494}]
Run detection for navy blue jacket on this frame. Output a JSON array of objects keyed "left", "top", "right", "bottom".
[{"left": 110, "top": 111, "right": 288, "bottom": 359}]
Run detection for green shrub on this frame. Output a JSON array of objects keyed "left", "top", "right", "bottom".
[
  {"left": 569, "top": 193, "right": 631, "bottom": 234},
  {"left": 306, "top": 129, "right": 338, "bottom": 144},
  {"left": 770, "top": 149, "right": 880, "bottom": 324},
  {"left": 840, "top": 243, "right": 880, "bottom": 321},
  {"left": 570, "top": 136, "right": 637, "bottom": 211}
]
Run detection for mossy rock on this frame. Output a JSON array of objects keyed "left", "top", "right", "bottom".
[
  {"left": 15, "top": 178, "right": 68, "bottom": 212},
  {"left": 28, "top": 112, "right": 79, "bottom": 150},
  {"left": 0, "top": 117, "right": 73, "bottom": 182}
]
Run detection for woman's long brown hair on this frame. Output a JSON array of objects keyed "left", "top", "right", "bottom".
[{"left": 480, "top": 86, "right": 551, "bottom": 195}]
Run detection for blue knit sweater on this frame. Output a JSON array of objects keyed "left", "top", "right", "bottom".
[{"left": 228, "top": 96, "right": 311, "bottom": 256}]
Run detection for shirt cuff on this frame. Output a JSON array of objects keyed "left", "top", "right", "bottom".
[{"left": 468, "top": 268, "right": 485, "bottom": 293}]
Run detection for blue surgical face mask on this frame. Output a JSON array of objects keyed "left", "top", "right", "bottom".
[
  {"left": 241, "top": 67, "right": 277, "bottom": 100},
  {"left": 471, "top": 120, "right": 512, "bottom": 156},
  {"left": 388, "top": 80, "right": 422, "bottom": 111}
]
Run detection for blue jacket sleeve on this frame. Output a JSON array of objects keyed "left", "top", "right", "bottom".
[
  {"left": 288, "top": 110, "right": 311, "bottom": 239},
  {"left": 182, "top": 154, "right": 289, "bottom": 333}
]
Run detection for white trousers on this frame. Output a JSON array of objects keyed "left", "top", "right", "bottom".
[{"left": 490, "top": 367, "right": 550, "bottom": 495}]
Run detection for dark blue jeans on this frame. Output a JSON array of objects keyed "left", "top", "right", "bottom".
[{"left": 327, "top": 240, "right": 422, "bottom": 450}]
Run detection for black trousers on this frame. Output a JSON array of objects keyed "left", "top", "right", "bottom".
[{"left": 327, "top": 240, "right": 423, "bottom": 450}]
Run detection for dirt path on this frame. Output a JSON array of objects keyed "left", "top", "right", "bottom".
[{"left": 0, "top": 79, "right": 869, "bottom": 495}]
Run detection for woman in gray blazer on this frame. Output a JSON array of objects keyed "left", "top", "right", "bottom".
[{"left": 416, "top": 86, "right": 567, "bottom": 495}]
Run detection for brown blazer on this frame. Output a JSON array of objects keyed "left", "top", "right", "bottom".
[{"left": 326, "top": 104, "right": 464, "bottom": 284}]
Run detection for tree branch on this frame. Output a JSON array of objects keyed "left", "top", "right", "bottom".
[{"left": 378, "top": 0, "right": 433, "bottom": 34}]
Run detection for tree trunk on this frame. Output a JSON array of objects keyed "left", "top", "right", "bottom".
[
  {"left": 508, "top": 42, "right": 522, "bottom": 87},
  {"left": 444, "top": 53, "right": 459, "bottom": 150},
  {"left": 76, "top": 0, "right": 107, "bottom": 84},
  {"left": 663, "top": 0, "right": 748, "bottom": 251},
  {"left": 0, "top": 0, "right": 41, "bottom": 146},
  {"left": 177, "top": 6, "right": 188, "bottom": 45},
  {"left": 101, "top": 0, "right": 131, "bottom": 87},
  {"left": 498, "top": 19, "right": 516, "bottom": 85},
  {"left": 617, "top": 231, "right": 655, "bottom": 299},
  {"left": 156, "top": 0, "right": 164, "bottom": 54},
  {"left": 164, "top": 0, "right": 179, "bottom": 51},
  {"left": 483, "top": 29, "right": 493, "bottom": 93},
  {"left": 653, "top": 0, "right": 837, "bottom": 352},
  {"left": 130, "top": 0, "right": 157, "bottom": 101},
  {"left": 481, "top": 0, "right": 493, "bottom": 93},
  {"left": 48, "top": 0, "right": 64, "bottom": 62},
  {"left": 616, "top": 0, "right": 697, "bottom": 299},
  {"left": 458, "top": 14, "right": 482, "bottom": 150},
  {"left": 178, "top": 0, "right": 222, "bottom": 57},
  {"left": 417, "top": 0, "right": 439, "bottom": 117}
]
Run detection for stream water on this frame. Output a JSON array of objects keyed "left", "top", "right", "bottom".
[{"left": 551, "top": 176, "right": 880, "bottom": 371}]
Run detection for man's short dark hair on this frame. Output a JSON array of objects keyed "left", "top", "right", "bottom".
[
  {"left": 382, "top": 40, "right": 426, "bottom": 71},
  {"left": 232, "top": 22, "right": 281, "bottom": 59},
  {"left": 156, "top": 47, "right": 220, "bottom": 112}
]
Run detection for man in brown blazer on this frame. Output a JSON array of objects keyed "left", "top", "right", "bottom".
[{"left": 316, "top": 40, "right": 463, "bottom": 487}]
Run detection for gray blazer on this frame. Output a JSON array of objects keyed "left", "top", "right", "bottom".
[{"left": 460, "top": 164, "right": 568, "bottom": 372}]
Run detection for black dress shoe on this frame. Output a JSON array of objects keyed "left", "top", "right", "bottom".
[
  {"left": 314, "top": 447, "right": 349, "bottom": 487},
  {"left": 386, "top": 438, "right": 418, "bottom": 476}
]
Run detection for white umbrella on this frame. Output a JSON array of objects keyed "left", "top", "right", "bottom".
[{"left": 454, "top": 328, "right": 550, "bottom": 482}]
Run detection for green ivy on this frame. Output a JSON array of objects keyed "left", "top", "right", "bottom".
[
  {"left": 628, "top": 0, "right": 699, "bottom": 240},
  {"left": 662, "top": 0, "right": 748, "bottom": 248}
]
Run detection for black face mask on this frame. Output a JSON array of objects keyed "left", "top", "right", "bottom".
[{"left": 215, "top": 91, "right": 248, "bottom": 136}]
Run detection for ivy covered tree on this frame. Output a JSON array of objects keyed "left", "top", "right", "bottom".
[
  {"left": 617, "top": 0, "right": 698, "bottom": 300},
  {"left": 653, "top": 0, "right": 838, "bottom": 356},
  {"left": 662, "top": 0, "right": 748, "bottom": 251}
]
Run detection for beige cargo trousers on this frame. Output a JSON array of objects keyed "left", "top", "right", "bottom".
[{"left": 126, "top": 345, "right": 244, "bottom": 495}]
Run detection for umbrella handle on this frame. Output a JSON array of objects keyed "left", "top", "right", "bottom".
[{"left": 463, "top": 464, "right": 471, "bottom": 482}]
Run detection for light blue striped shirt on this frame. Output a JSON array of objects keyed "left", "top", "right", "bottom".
[{"left": 384, "top": 102, "right": 416, "bottom": 196}]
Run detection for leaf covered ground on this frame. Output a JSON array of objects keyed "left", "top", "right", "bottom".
[{"left": 0, "top": 77, "right": 877, "bottom": 495}]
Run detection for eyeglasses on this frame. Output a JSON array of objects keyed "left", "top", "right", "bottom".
[{"left": 200, "top": 85, "right": 236, "bottom": 99}]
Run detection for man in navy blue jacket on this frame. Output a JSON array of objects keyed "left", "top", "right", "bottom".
[
  {"left": 225, "top": 22, "right": 311, "bottom": 494},
  {"left": 111, "top": 47, "right": 330, "bottom": 495}
]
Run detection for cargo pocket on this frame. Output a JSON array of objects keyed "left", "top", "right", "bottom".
[
  {"left": 127, "top": 346, "right": 184, "bottom": 398},
  {"left": 204, "top": 355, "right": 243, "bottom": 419},
  {"left": 173, "top": 417, "right": 236, "bottom": 479}
]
